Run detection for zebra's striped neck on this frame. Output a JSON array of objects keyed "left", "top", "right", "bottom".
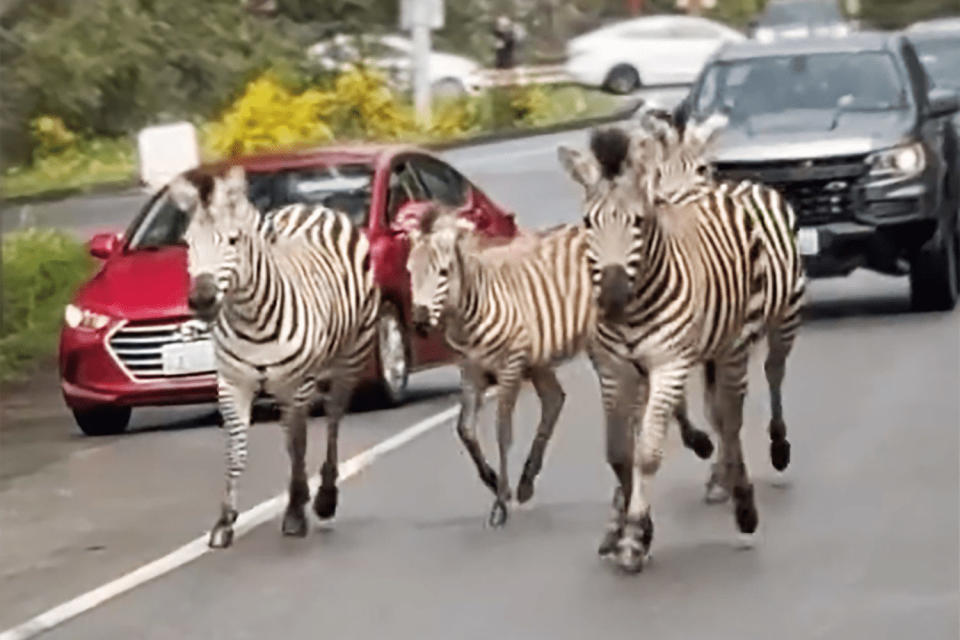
[
  {"left": 220, "top": 232, "right": 284, "bottom": 341},
  {"left": 445, "top": 242, "right": 492, "bottom": 339}
]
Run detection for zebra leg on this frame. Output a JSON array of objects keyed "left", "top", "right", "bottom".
[
  {"left": 715, "top": 351, "right": 758, "bottom": 540},
  {"left": 455, "top": 364, "right": 498, "bottom": 495},
  {"left": 209, "top": 380, "right": 255, "bottom": 549},
  {"left": 489, "top": 361, "right": 523, "bottom": 528},
  {"left": 313, "top": 377, "right": 353, "bottom": 522},
  {"left": 516, "top": 367, "right": 565, "bottom": 505},
  {"left": 280, "top": 397, "right": 310, "bottom": 538},
  {"left": 766, "top": 327, "right": 795, "bottom": 474},
  {"left": 703, "top": 361, "right": 732, "bottom": 504},
  {"left": 675, "top": 392, "right": 714, "bottom": 460},
  {"left": 622, "top": 360, "right": 691, "bottom": 572},
  {"left": 590, "top": 349, "right": 642, "bottom": 559}
]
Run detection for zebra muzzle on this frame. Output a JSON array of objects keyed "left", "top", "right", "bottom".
[
  {"left": 597, "top": 265, "right": 631, "bottom": 322},
  {"left": 411, "top": 304, "right": 432, "bottom": 337},
  {"left": 188, "top": 273, "right": 220, "bottom": 321}
]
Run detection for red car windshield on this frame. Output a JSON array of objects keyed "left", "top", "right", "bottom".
[{"left": 126, "top": 163, "right": 375, "bottom": 250}]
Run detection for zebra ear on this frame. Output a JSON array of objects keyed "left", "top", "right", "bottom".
[
  {"left": 454, "top": 216, "right": 476, "bottom": 234},
  {"left": 168, "top": 176, "right": 200, "bottom": 214},
  {"left": 223, "top": 164, "right": 248, "bottom": 200},
  {"left": 684, "top": 113, "right": 728, "bottom": 153},
  {"left": 557, "top": 145, "right": 600, "bottom": 189}
]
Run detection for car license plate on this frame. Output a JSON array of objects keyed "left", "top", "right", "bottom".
[
  {"left": 161, "top": 340, "right": 215, "bottom": 375},
  {"left": 797, "top": 228, "right": 819, "bottom": 256}
]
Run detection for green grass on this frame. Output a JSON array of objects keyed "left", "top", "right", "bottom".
[
  {"left": 0, "top": 228, "right": 96, "bottom": 383},
  {"left": 1, "top": 137, "right": 136, "bottom": 200}
]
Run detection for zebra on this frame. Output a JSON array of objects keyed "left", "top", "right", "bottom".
[
  {"left": 167, "top": 165, "right": 379, "bottom": 548},
  {"left": 627, "top": 107, "right": 807, "bottom": 503},
  {"left": 557, "top": 124, "right": 803, "bottom": 573},
  {"left": 403, "top": 205, "right": 715, "bottom": 528}
]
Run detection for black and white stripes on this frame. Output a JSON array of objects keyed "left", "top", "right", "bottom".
[
  {"left": 169, "top": 166, "right": 379, "bottom": 548},
  {"left": 558, "top": 118, "right": 805, "bottom": 572},
  {"left": 405, "top": 209, "right": 596, "bottom": 526}
]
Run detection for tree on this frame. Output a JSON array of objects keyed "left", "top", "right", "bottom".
[{"left": 858, "top": 0, "right": 960, "bottom": 29}]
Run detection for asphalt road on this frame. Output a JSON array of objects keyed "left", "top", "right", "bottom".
[{"left": 2, "top": 86, "right": 959, "bottom": 638}]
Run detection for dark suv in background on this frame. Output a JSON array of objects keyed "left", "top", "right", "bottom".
[{"left": 676, "top": 32, "right": 960, "bottom": 311}]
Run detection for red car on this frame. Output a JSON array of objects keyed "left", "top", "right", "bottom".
[{"left": 59, "top": 144, "right": 518, "bottom": 435}]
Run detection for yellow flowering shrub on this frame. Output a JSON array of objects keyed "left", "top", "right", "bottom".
[
  {"left": 428, "top": 96, "right": 480, "bottom": 139},
  {"left": 326, "top": 67, "right": 416, "bottom": 140},
  {"left": 30, "top": 116, "right": 77, "bottom": 156},
  {"left": 204, "top": 73, "right": 335, "bottom": 158}
]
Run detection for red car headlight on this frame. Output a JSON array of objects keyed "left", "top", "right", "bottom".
[{"left": 64, "top": 304, "right": 112, "bottom": 331}]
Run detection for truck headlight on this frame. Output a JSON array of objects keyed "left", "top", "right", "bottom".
[
  {"left": 64, "top": 304, "right": 112, "bottom": 331},
  {"left": 868, "top": 143, "right": 925, "bottom": 178}
]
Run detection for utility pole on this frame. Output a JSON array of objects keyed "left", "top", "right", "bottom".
[{"left": 401, "top": 0, "right": 443, "bottom": 128}]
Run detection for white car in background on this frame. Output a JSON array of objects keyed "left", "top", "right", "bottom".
[
  {"left": 750, "top": 0, "right": 852, "bottom": 43},
  {"left": 308, "top": 33, "right": 483, "bottom": 97},
  {"left": 564, "top": 15, "right": 744, "bottom": 94}
]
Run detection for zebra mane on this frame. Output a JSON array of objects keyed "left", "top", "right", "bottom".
[{"left": 589, "top": 127, "right": 631, "bottom": 180}]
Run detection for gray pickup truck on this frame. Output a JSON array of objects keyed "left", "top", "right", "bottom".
[{"left": 675, "top": 31, "right": 960, "bottom": 311}]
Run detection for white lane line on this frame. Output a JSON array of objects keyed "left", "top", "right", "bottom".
[{"left": 0, "top": 398, "right": 474, "bottom": 640}]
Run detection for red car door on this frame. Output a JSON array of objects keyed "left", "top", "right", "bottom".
[{"left": 367, "top": 155, "right": 452, "bottom": 369}]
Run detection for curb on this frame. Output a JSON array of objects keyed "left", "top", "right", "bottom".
[
  {"left": 427, "top": 97, "right": 644, "bottom": 151},
  {"left": 0, "top": 98, "right": 645, "bottom": 209}
]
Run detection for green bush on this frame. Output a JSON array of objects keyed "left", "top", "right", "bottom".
[
  {"left": 1, "top": 135, "right": 135, "bottom": 200},
  {"left": 0, "top": 229, "right": 95, "bottom": 382}
]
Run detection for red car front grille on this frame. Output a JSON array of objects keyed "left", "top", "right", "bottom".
[{"left": 107, "top": 321, "right": 215, "bottom": 381}]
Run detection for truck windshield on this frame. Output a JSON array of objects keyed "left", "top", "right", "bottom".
[
  {"left": 126, "top": 163, "right": 374, "bottom": 250},
  {"left": 914, "top": 36, "right": 960, "bottom": 89},
  {"left": 758, "top": 1, "right": 843, "bottom": 27},
  {"left": 692, "top": 51, "right": 907, "bottom": 121}
]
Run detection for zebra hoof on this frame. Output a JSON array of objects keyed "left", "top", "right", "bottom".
[
  {"left": 281, "top": 509, "right": 308, "bottom": 537},
  {"left": 598, "top": 528, "right": 621, "bottom": 558},
  {"left": 488, "top": 499, "right": 509, "bottom": 528},
  {"left": 704, "top": 483, "right": 730, "bottom": 504},
  {"left": 616, "top": 538, "right": 647, "bottom": 574},
  {"left": 313, "top": 486, "right": 338, "bottom": 521},
  {"left": 208, "top": 524, "right": 234, "bottom": 549},
  {"left": 684, "top": 429, "right": 715, "bottom": 460},
  {"left": 733, "top": 486, "right": 758, "bottom": 535},
  {"left": 735, "top": 531, "right": 758, "bottom": 550},
  {"left": 771, "top": 438, "right": 791, "bottom": 472},
  {"left": 516, "top": 478, "right": 535, "bottom": 505}
]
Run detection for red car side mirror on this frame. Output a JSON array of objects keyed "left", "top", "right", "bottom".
[{"left": 89, "top": 233, "right": 120, "bottom": 259}]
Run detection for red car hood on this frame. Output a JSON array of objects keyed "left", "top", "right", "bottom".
[{"left": 76, "top": 246, "right": 192, "bottom": 322}]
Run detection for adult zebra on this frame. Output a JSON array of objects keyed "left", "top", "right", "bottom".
[
  {"left": 626, "top": 108, "right": 807, "bottom": 503},
  {"left": 168, "top": 166, "right": 379, "bottom": 548},
  {"left": 403, "top": 205, "right": 715, "bottom": 528},
  {"left": 557, "top": 124, "right": 801, "bottom": 572}
]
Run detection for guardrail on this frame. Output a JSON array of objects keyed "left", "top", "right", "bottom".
[{"left": 474, "top": 64, "right": 573, "bottom": 88}]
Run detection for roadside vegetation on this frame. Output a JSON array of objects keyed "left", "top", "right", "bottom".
[
  {"left": 2, "top": 72, "right": 619, "bottom": 199},
  {"left": 0, "top": 229, "right": 95, "bottom": 383}
]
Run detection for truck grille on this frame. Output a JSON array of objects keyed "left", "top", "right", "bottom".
[
  {"left": 108, "top": 321, "right": 214, "bottom": 380},
  {"left": 715, "top": 155, "right": 868, "bottom": 225}
]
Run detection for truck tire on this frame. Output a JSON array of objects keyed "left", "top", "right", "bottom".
[
  {"left": 73, "top": 407, "right": 131, "bottom": 436},
  {"left": 910, "top": 226, "right": 959, "bottom": 311}
]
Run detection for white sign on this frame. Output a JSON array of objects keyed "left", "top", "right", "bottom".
[
  {"left": 797, "top": 228, "right": 820, "bottom": 256},
  {"left": 137, "top": 122, "right": 200, "bottom": 194},
  {"left": 400, "top": 0, "right": 444, "bottom": 30},
  {"left": 161, "top": 340, "right": 215, "bottom": 376},
  {"left": 675, "top": 0, "right": 717, "bottom": 8}
]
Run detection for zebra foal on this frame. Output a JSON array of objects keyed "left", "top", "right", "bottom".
[
  {"left": 559, "top": 125, "right": 775, "bottom": 572},
  {"left": 169, "top": 166, "right": 379, "bottom": 548},
  {"left": 403, "top": 205, "right": 714, "bottom": 527}
]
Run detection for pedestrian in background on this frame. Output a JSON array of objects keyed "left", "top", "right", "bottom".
[{"left": 492, "top": 15, "right": 524, "bottom": 70}]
